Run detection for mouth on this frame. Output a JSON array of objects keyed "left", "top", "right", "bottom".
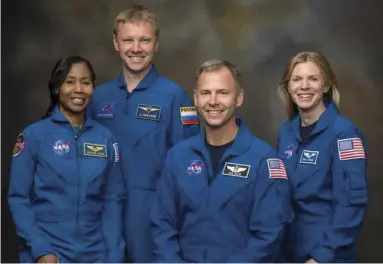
[
  {"left": 70, "top": 97, "right": 86, "bottom": 105},
  {"left": 206, "top": 110, "right": 224, "bottom": 116},
  {"left": 128, "top": 55, "right": 146, "bottom": 62},
  {"left": 297, "top": 93, "right": 314, "bottom": 99}
]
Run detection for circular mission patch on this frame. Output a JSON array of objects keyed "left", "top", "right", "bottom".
[{"left": 12, "top": 133, "right": 25, "bottom": 157}]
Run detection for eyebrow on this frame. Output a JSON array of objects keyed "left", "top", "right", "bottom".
[{"left": 66, "top": 75, "right": 91, "bottom": 80}]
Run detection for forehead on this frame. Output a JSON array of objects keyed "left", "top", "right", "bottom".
[
  {"left": 67, "top": 63, "right": 91, "bottom": 77},
  {"left": 196, "top": 67, "right": 236, "bottom": 89},
  {"left": 291, "top": 61, "right": 321, "bottom": 76},
  {"left": 116, "top": 21, "right": 155, "bottom": 37}
]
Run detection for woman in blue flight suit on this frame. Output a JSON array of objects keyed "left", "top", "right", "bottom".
[
  {"left": 276, "top": 51, "right": 368, "bottom": 263},
  {"left": 8, "top": 56, "right": 125, "bottom": 263}
]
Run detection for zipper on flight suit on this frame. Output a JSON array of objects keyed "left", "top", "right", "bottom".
[{"left": 73, "top": 128, "right": 84, "bottom": 261}]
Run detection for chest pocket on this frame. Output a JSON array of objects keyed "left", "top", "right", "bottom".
[{"left": 80, "top": 142, "right": 109, "bottom": 182}]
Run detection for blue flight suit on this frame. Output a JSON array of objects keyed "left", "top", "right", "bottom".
[
  {"left": 277, "top": 102, "right": 368, "bottom": 262},
  {"left": 8, "top": 107, "right": 125, "bottom": 263},
  {"left": 88, "top": 65, "right": 200, "bottom": 262},
  {"left": 151, "top": 119, "right": 293, "bottom": 262}
]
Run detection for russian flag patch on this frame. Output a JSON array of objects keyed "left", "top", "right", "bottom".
[{"left": 180, "top": 107, "right": 199, "bottom": 125}]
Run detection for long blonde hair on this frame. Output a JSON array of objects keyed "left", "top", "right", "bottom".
[{"left": 277, "top": 51, "right": 340, "bottom": 119}]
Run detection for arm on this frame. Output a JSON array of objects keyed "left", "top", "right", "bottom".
[
  {"left": 310, "top": 128, "right": 368, "bottom": 262},
  {"left": 8, "top": 131, "right": 56, "bottom": 260},
  {"left": 151, "top": 154, "right": 184, "bottom": 263},
  {"left": 102, "top": 139, "right": 125, "bottom": 262},
  {"left": 227, "top": 157, "right": 293, "bottom": 262},
  {"left": 170, "top": 90, "right": 200, "bottom": 145}
]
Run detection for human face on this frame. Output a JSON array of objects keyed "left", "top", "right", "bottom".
[
  {"left": 288, "top": 61, "right": 328, "bottom": 113},
  {"left": 113, "top": 21, "right": 158, "bottom": 75},
  {"left": 59, "top": 62, "right": 93, "bottom": 116},
  {"left": 194, "top": 67, "right": 243, "bottom": 130}
]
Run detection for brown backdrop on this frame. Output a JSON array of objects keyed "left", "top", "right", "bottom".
[{"left": 2, "top": 0, "right": 383, "bottom": 262}]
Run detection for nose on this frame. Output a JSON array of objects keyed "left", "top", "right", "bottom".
[
  {"left": 74, "top": 81, "right": 83, "bottom": 92},
  {"left": 208, "top": 93, "right": 218, "bottom": 105},
  {"left": 132, "top": 40, "right": 142, "bottom": 53},
  {"left": 302, "top": 78, "right": 309, "bottom": 89}
]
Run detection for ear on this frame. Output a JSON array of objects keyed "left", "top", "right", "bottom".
[
  {"left": 154, "top": 40, "right": 159, "bottom": 52},
  {"left": 113, "top": 34, "right": 119, "bottom": 52},
  {"left": 193, "top": 89, "right": 198, "bottom": 107},
  {"left": 236, "top": 89, "right": 244, "bottom": 107}
]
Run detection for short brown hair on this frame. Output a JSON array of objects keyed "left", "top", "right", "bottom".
[
  {"left": 113, "top": 5, "right": 159, "bottom": 38},
  {"left": 277, "top": 51, "right": 340, "bottom": 119}
]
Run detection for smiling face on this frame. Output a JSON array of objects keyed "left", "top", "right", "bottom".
[
  {"left": 194, "top": 66, "right": 243, "bottom": 130},
  {"left": 113, "top": 21, "right": 158, "bottom": 76},
  {"left": 288, "top": 61, "right": 328, "bottom": 114},
  {"left": 59, "top": 62, "right": 93, "bottom": 117}
]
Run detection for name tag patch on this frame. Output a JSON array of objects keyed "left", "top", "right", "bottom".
[
  {"left": 96, "top": 102, "right": 116, "bottom": 118},
  {"left": 223, "top": 162, "right": 250, "bottom": 178},
  {"left": 136, "top": 104, "right": 161, "bottom": 121},
  {"left": 84, "top": 143, "right": 107, "bottom": 157},
  {"left": 300, "top": 150, "right": 319, "bottom": 164}
]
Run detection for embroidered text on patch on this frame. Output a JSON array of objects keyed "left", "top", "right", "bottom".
[
  {"left": 180, "top": 107, "right": 198, "bottom": 125},
  {"left": 84, "top": 143, "right": 107, "bottom": 157},
  {"left": 53, "top": 140, "right": 71, "bottom": 156},
  {"left": 267, "top": 159, "right": 288, "bottom": 179},
  {"left": 223, "top": 162, "right": 251, "bottom": 178},
  {"left": 337, "top": 138, "right": 365, "bottom": 160},
  {"left": 187, "top": 160, "right": 204, "bottom": 176},
  {"left": 96, "top": 102, "right": 116, "bottom": 118},
  {"left": 136, "top": 104, "right": 161, "bottom": 121},
  {"left": 300, "top": 150, "right": 319, "bottom": 164}
]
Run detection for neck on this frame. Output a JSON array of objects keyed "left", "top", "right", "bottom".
[
  {"left": 299, "top": 102, "right": 326, "bottom": 127},
  {"left": 205, "top": 117, "right": 238, "bottom": 146},
  {"left": 60, "top": 106, "right": 85, "bottom": 127},
  {"left": 123, "top": 64, "right": 152, "bottom": 92}
]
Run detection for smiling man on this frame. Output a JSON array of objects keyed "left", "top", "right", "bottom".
[
  {"left": 87, "top": 5, "right": 199, "bottom": 262},
  {"left": 151, "top": 60, "right": 293, "bottom": 262}
]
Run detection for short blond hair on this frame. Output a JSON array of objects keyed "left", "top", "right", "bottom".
[
  {"left": 196, "top": 59, "right": 242, "bottom": 91},
  {"left": 113, "top": 5, "right": 159, "bottom": 38},
  {"left": 277, "top": 51, "right": 340, "bottom": 119}
]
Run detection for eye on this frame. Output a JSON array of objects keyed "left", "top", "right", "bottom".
[
  {"left": 141, "top": 38, "right": 151, "bottom": 43},
  {"left": 65, "top": 80, "right": 74, "bottom": 84}
]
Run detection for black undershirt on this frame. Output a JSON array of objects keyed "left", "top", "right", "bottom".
[
  {"left": 300, "top": 122, "right": 317, "bottom": 141},
  {"left": 206, "top": 139, "right": 234, "bottom": 183}
]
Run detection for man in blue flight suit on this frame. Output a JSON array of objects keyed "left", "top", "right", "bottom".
[
  {"left": 88, "top": 5, "right": 199, "bottom": 262},
  {"left": 151, "top": 59, "right": 293, "bottom": 262}
]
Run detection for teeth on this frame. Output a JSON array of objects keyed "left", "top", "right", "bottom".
[
  {"left": 72, "top": 98, "right": 85, "bottom": 104},
  {"left": 299, "top": 94, "right": 312, "bottom": 98},
  {"left": 208, "top": 110, "right": 221, "bottom": 115},
  {"left": 130, "top": 56, "right": 143, "bottom": 60}
]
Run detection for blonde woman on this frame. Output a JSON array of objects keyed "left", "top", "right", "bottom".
[{"left": 277, "top": 52, "right": 368, "bottom": 263}]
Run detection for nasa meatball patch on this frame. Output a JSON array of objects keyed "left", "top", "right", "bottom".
[{"left": 223, "top": 162, "right": 250, "bottom": 178}]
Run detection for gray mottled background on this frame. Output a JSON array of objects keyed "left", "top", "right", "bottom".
[{"left": 2, "top": 0, "right": 383, "bottom": 262}]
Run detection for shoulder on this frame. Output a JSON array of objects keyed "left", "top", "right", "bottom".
[
  {"left": 155, "top": 76, "right": 188, "bottom": 97},
  {"left": 93, "top": 78, "right": 120, "bottom": 96},
  {"left": 332, "top": 113, "right": 363, "bottom": 137},
  {"left": 248, "top": 135, "right": 278, "bottom": 158}
]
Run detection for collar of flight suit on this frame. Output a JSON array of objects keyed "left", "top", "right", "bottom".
[
  {"left": 291, "top": 101, "right": 339, "bottom": 142},
  {"left": 190, "top": 118, "right": 253, "bottom": 165},
  {"left": 117, "top": 64, "right": 160, "bottom": 91},
  {"left": 50, "top": 106, "right": 94, "bottom": 128}
]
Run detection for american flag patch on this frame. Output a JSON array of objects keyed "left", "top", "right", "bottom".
[
  {"left": 337, "top": 137, "right": 365, "bottom": 161},
  {"left": 267, "top": 159, "right": 288, "bottom": 179},
  {"left": 113, "top": 143, "right": 120, "bottom": 163}
]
